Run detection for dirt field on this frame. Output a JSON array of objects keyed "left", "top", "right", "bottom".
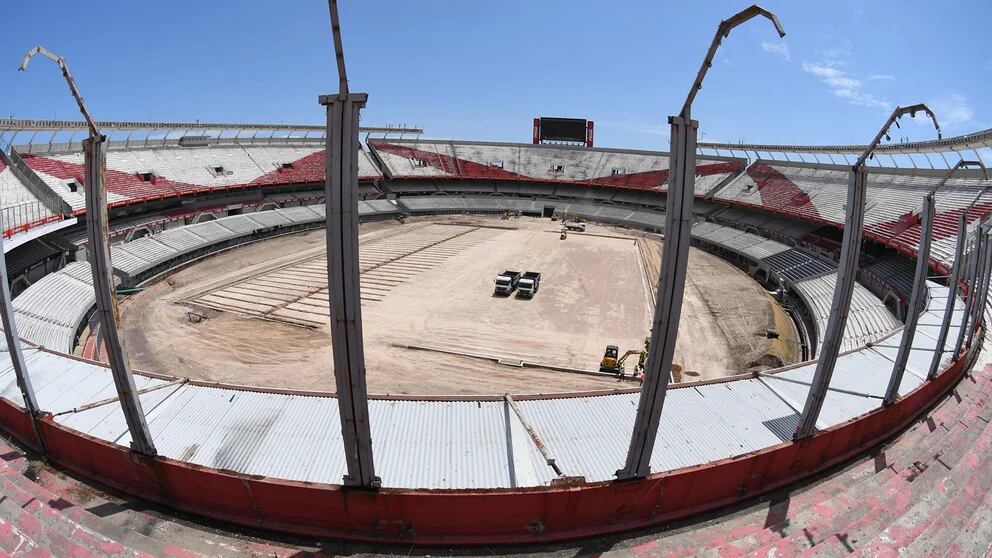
[{"left": 120, "top": 215, "right": 796, "bottom": 395}]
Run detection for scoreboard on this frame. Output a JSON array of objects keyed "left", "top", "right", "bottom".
[{"left": 533, "top": 117, "right": 594, "bottom": 147}]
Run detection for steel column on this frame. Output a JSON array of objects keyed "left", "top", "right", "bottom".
[
  {"left": 84, "top": 136, "right": 157, "bottom": 455},
  {"left": 954, "top": 231, "right": 982, "bottom": 357},
  {"left": 0, "top": 211, "right": 44, "bottom": 451},
  {"left": 321, "top": 93, "right": 378, "bottom": 487},
  {"left": 795, "top": 167, "right": 868, "bottom": 437},
  {"left": 964, "top": 226, "right": 988, "bottom": 349},
  {"left": 884, "top": 194, "right": 934, "bottom": 404},
  {"left": 615, "top": 4, "right": 784, "bottom": 479},
  {"left": 617, "top": 115, "right": 697, "bottom": 479},
  {"left": 975, "top": 239, "right": 992, "bottom": 331},
  {"left": 795, "top": 104, "right": 939, "bottom": 439},
  {"left": 967, "top": 226, "right": 992, "bottom": 348},
  {"left": 927, "top": 213, "right": 968, "bottom": 379}
]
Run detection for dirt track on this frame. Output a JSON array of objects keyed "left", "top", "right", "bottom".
[{"left": 120, "top": 215, "right": 795, "bottom": 395}]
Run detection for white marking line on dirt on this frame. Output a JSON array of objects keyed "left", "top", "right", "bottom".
[{"left": 634, "top": 238, "right": 655, "bottom": 311}]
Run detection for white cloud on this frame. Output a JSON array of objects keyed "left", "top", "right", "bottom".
[
  {"left": 930, "top": 92, "right": 974, "bottom": 130},
  {"left": 802, "top": 61, "right": 892, "bottom": 110},
  {"left": 760, "top": 41, "right": 791, "bottom": 62}
]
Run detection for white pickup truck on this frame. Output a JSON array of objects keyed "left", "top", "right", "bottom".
[{"left": 564, "top": 220, "right": 586, "bottom": 232}]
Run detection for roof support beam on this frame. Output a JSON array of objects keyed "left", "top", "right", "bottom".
[
  {"left": 966, "top": 225, "right": 992, "bottom": 350},
  {"left": 0, "top": 214, "right": 44, "bottom": 453},
  {"left": 795, "top": 104, "right": 940, "bottom": 439},
  {"left": 617, "top": 4, "right": 785, "bottom": 479},
  {"left": 321, "top": 0, "right": 379, "bottom": 489},
  {"left": 927, "top": 214, "right": 968, "bottom": 379},
  {"left": 954, "top": 230, "right": 983, "bottom": 357},
  {"left": 884, "top": 194, "right": 934, "bottom": 404},
  {"left": 20, "top": 45, "right": 157, "bottom": 456}
]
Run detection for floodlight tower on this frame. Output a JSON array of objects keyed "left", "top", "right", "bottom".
[
  {"left": 320, "top": 0, "right": 379, "bottom": 488},
  {"left": 926, "top": 161, "right": 988, "bottom": 380},
  {"left": 617, "top": 5, "right": 786, "bottom": 480},
  {"left": 19, "top": 46, "right": 157, "bottom": 455},
  {"left": 795, "top": 104, "right": 940, "bottom": 438}
]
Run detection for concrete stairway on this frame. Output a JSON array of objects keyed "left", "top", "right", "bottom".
[{"left": 598, "top": 361, "right": 992, "bottom": 557}]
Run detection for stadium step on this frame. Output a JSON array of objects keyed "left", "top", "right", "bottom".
[
  {"left": 0, "top": 435, "right": 207, "bottom": 557},
  {"left": 599, "top": 362, "right": 992, "bottom": 557}
]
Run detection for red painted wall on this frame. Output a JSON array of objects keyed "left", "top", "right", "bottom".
[{"left": 0, "top": 340, "right": 973, "bottom": 545}]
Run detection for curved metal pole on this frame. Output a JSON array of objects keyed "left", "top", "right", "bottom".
[
  {"left": 679, "top": 5, "right": 785, "bottom": 118},
  {"left": 921, "top": 160, "right": 992, "bottom": 378},
  {"left": 19, "top": 47, "right": 98, "bottom": 137},
  {"left": 329, "top": 0, "right": 349, "bottom": 96},
  {"left": 618, "top": 5, "right": 785, "bottom": 480},
  {"left": 323, "top": 0, "right": 378, "bottom": 488},
  {"left": 19, "top": 46, "right": 157, "bottom": 456},
  {"left": 928, "top": 213, "right": 968, "bottom": 379},
  {"left": 883, "top": 193, "right": 934, "bottom": 404},
  {"left": 0, "top": 212, "right": 44, "bottom": 452},
  {"left": 795, "top": 104, "right": 940, "bottom": 439}
]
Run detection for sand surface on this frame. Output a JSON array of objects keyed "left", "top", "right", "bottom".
[{"left": 120, "top": 215, "right": 794, "bottom": 394}]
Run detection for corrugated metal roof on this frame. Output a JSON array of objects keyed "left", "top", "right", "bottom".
[{"left": 0, "top": 283, "right": 966, "bottom": 489}]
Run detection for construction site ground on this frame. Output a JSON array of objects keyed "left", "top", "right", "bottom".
[{"left": 119, "top": 215, "right": 796, "bottom": 395}]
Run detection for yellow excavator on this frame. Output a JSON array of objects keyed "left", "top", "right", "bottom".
[{"left": 599, "top": 345, "right": 646, "bottom": 375}]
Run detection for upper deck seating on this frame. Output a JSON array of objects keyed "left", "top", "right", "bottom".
[
  {"left": 368, "top": 140, "right": 742, "bottom": 196},
  {"left": 0, "top": 158, "right": 54, "bottom": 228},
  {"left": 20, "top": 145, "right": 381, "bottom": 210},
  {"left": 712, "top": 162, "right": 991, "bottom": 271}
]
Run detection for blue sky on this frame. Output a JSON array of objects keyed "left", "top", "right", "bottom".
[{"left": 2, "top": 1, "right": 989, "bottom": 150}]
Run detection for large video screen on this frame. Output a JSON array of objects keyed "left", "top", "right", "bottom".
[{"left": 539, "top": 117, "right": 587, "bottom": 143}]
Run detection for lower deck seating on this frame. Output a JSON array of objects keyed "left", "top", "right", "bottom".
[
  {"left": 863, "top": 254, "right": 916, "bottom": 302},
  {"left": 792, "top": 272, "right": 901, "bottom": 354},
  {"left": 761, "top": 249, "right": 837, "bottom": 285},
  {"left": 10, "top": 262, "right": 108, "bottom": 353}
]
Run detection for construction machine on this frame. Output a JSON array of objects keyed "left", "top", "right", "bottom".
[{"left": 599, "top": 345, "right": 645, "bottom": 376}]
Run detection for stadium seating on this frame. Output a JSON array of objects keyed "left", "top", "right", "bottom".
[
  {"left": 792, "top": 272, "right": 902, "bottom": 354},
  {"left": 0, "top": 157, "right": 56, "bottom": 231},
  {"left": 369, "top": 140, "right": 743, "bottom": 196},
  {"left": 691, "top": 221, "right": 792, "bottom": 261},
  {"left": 19, "top": 144, "right": 381, "bottom": 210},
  {"left": 761, "top": 248, "right": 837, "bottom": 284},
  {"left": 712, "top": 162, "right": 991, "bottom": 270},
  {"left": 10, "top": 262, "right": 105, "bottom": 354},
  {"left": 863, "top": 254, "right": 916, "bottom": 303}
]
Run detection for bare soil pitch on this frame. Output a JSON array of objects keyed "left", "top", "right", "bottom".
[{"left": 120, "top": 215, "right": 795, "bottom": 395}]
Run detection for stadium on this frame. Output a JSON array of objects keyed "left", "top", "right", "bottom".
[{"left": 0, "top": 2, "right": 990, "bottom": 556}]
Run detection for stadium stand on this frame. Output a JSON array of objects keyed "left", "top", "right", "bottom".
[
  {"left": 1, "top": 120, "right": 990, "bottom": 548},
  {"left": 792, "top": 272, "right": 902, "bottom": 354},
  {"left": 690, "top": 221, "right": 792, "bottom": 262},
  {"left": 760, "top": 248, "right": 837, "bottom": 285},
  {"left": 0, "top": 157, "right": 54, "bottom": 228},
  {"left": 18, "top": 144, "right": 381, "bottom": 211},
  {"left": 10, "top": 261, "right": 105, "bottom": 354},
  {"left": 712, "top": 161, "right": 991, "bottom": 271},
  {"left": 369, "top": 140, "right": 743, "bottom": 196},
  {"left": 863, "top": 253, "right": 916, "bottom": 303}
]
